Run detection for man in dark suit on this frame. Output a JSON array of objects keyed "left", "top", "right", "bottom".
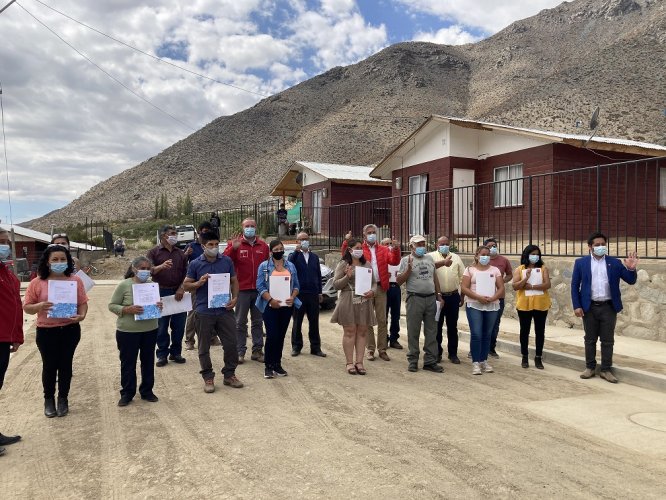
[
  {"left": 571, "top": 231, "right": 639, "bottom": 383},
  {"left": 289, "top": 232, "right": 326, "bottom": 357}
]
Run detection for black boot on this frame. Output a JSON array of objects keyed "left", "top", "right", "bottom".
[
  {"left": 56, "top": 397, "right": 69, "bottom": 417},
  {"left": 44, "top": 398, "right": 57, "bottom": 418},
  {"left": 521, "top": 356, "right": 529, "bottom": 369},
  {"left": 534, "top": 356, "right": 544, "bottom": 370}
]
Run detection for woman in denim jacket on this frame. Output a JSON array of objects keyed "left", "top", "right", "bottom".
[{"left": 256, "top": 240, "right": 301, "bottom": 379}]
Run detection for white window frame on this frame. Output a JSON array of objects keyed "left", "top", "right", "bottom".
[
  {"left": 408, "top": 174, "right": 428, "bottom": 236},
  {"left": 494, "top": 164, "right": 523, "bottom": 208},
  {"left": 311, "top": 189, "right": 322, "bottom": 233}
]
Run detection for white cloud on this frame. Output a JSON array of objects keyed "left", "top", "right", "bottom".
[
  {"left": 413, "top": 25, "right": 482, "bottom": 45},
  {"left": 396, "top": 0, "right": 568, "bottom": 33}
]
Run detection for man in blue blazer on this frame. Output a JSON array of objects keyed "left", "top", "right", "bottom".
[
  {"left": 288, "top": 232, "right": 326, "bottom": 357},
  {"left": 571, "top": 232, "right": 639, "bottom": 383}
]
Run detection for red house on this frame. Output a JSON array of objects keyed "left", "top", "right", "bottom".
[
  {"left": 271, "top": 161, "right": 391, "bottom": 239},
  {"left": 367, "top": 116, "right": 666, "bottom": 256}
]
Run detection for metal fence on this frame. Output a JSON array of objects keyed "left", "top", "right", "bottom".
[
  {"left": 193, "top": 199, "right": 282, "bottom": 241},
  {"left": 301, "top": 157, "right": 666, "bottom": 258}
]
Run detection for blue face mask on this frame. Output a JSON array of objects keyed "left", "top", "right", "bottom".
[
  {"left": 592, "top": 246, "right": 607, "bottom": 257},
  {"left": 414, "top": 246, "right": 426, "bottom": 257},
  {"left": 50, "top": 262, "right": 68, "bottom": 274},
  {"left": 136, "top": 270, "right": 151, "bottom": 282},
  {"left": 439, "top": 245, "right": 450, "bottom": 255},
  {"left": 366, "top": 234, "right": 377, "bottom": 244},
  {"left": 244, "top": 227, "right": 256, "bottom": 238},
  {"left": 528, "top": 254, "right": 540, "bottom": 264},
  {"left": 0, "top": 244, "right": 10, "bottom": 260},
  {"left": 479, "top": 256, "right": 491, "bottom": 266},
  {"left": 489, "top": 247, "right": 498, "bottom": 256},
  {"left": 300, "top": 240, "right": 310, "bottom": 250}
]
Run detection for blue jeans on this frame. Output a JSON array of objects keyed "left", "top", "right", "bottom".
[
  {"left": 156, "top": 288, "right": 187, "bottom": 360},
  {"left": 490, "top": 298, "right": 505, "bottom": 350},
  {"left": 466, "top": 306, "right": 499, "bottom": 363},
  {"left": 386, "top": 284, "right": 401, "bottom": 341}
]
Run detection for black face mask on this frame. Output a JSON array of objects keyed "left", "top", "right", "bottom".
[{"left": 272, "top": 251, "right": 285, "bottom": 261}]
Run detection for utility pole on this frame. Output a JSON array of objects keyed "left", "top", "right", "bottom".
[{"left": 0, "top": 1, "right": 17, "bottom": 15}]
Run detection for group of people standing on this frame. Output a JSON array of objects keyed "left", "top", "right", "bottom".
[{"left": 0, "top": 222, "right": 639, "bottom": 455}]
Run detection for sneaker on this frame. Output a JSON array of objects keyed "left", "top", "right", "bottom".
[
  {"left": 273, "top": 366, "right": 288, "bottom": 377},
  {"left": 423, "top": 363, "right": 444, "bottom": 373},
  {"left": 488, "top": 349, "right": 499, "bottom": 358},
  {"left": 264, "top": 367, "right": 275, "bottom": 379},
  {"left": 472, "top": 362, "right": 482, "bottom": 375},
  {"left": 251, "top": 350, "right": 264, "bottom": 362},
  {"left": 238, "top": 354, "right": 245, "bottom": 364},
  {"left": 184, "top": 342, "right": 195, "bottom": 351},
  {"left": 156, "top": 358, "right": 168, "bottom": 367},
  {"left": 169, "top": 354, "right": 186, "bottom": 364},
  {"left": 223, "top": 376, "right": 244, "bottom": 388},
  {"left": 481, "top": 361, "right": 493, "bottom": 373},
  {"left": 366, "top": 350, "right": 376, "bottom": 361},
  {"left": 204, "top": 379, "right": 215, "bottom": 393},
  {"left": 389, "top": 340, "right": 403, "bottom": 349}
]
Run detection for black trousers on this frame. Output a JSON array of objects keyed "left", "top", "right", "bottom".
[
  {"left": 264, "top": 306, "right": 293, "bottom": 368},
  {"left": 0, "top": 342, "right": 10, "bottom": 391},
  {"left": 291, "top": 293, "right": 321, "bottom": 352},
  {"left": 116, "top": 329, "right": 158, "bottom": 399},
  {"left": 386, "top": 283, "right": 401, "bottom": 341},
  {"left": 436, "top": 292, "right": 461, "bottom": 358},
  {"left": 582, "top": 302, "right": 617, "bottom": 371},
  {"left": 517, "top": 309, "right": 548, "bottom": 357},
  {"left": 36, "top": 324, "right": 81, "bottom": 399}
]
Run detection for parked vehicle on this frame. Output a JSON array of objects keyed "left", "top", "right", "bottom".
[
  {"left": 283, "top": 244, "right": 337, "bottom": 309},
  {"left": 176, "top": 224, "right": 196, "bottom": 248}
]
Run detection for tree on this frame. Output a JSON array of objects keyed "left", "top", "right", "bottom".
[
  {"left": 183, "top": 190, "right": 193, "bottom": 216},
  {"left": 176, "top": 196, "right": 183, "bottom": 217},
  {"left": 154, "top": 196, "right": 159, "bottom": 219}
]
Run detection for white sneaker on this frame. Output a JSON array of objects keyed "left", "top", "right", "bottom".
[
  {"left": 472, "top": 362, "right": 482, "bottom": 375},
  {"left": 481, "top": 361, "right": 493, "bottom": 373}
]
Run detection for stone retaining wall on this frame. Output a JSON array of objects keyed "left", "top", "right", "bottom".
[{"left": 323, "top": 251, "right": 666, "bottom": 343}]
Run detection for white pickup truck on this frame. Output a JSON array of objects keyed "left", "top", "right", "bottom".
[{"left": 176, "top": 224, "right": 196, "bottom": 248}]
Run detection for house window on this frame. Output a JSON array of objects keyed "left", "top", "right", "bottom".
[
  {"left": 311, "top": 189, "right": 323, "bottom": 233},
  {"left": 494, "top": 164, "right": 523, "bottom": 207},
  {"left": 660, "top": 168, "right": 666, "bottom": 208},
  {"left": 408, "top": 174, "right": 428, "bottom": 236}
]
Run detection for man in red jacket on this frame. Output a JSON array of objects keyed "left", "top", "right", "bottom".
[
  {"left": 224, "top": 218, "right": 270, "bottom": 363},
  {"left": 0, "top": 228, "right": 24, "bottom": 456},
  {"left": 341, "top": 224, "right": 401, "bottom": 361}
]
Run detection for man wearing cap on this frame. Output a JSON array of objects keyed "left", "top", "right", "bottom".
[
  {"left": 0, "top": 228, "right": 24, "bottom": 456},
  {"left": 429, "top": 236, "right": 465, "bottom": 364},
  {"left": 396, "top": 235, "right": 444, "bottom": 373},
  {"left": 342, "top": 225, "right": 401, "bottom": 361}
]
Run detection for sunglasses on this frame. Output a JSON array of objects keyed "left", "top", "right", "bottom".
[
  {"left": 47, "top": 244, "right": 69, "bottom": 249},
  {"left": 52, "top": 233, "right": 67, "bottom": 238}
]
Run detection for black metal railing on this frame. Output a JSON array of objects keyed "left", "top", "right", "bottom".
[
  {"left": 193, "top": 199, "right": 282, "bottom": 241},
  {"left": 299, "top": 157, "right": 666, "bottom": 258}
]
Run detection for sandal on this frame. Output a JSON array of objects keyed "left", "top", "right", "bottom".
[
  {"left": 355, "top": 363, "right": 367, "bottom": 375},
  {"left": 346, "top": 363, "right": 357, "bottom": 375}
]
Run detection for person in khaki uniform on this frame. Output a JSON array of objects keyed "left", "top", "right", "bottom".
[
  {"left": 429, "top": 236, "right": 465, "bottom": 364},
  {"left": 396, "top": 235, "right": 444, "bottom": 374}
]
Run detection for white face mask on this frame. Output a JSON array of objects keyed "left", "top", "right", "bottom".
[
  {"left": 351, "top": 249, "right": 364, "bottom": 259},
  {"left": 167, "top": 235, "right": 178, "bottom": 246},
  {"left": 204, "top": 247, "right": 219, "bottom": 258}
]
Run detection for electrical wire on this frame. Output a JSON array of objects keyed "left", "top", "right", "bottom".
[
  {"left": 0, "top": 82, "right": 14, "bottom": 226},
  {"left": 16, "top": 1, "right": 196, "bottom": 131}
]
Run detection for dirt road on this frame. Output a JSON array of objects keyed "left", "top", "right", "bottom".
[{"left": 1, "top": 283, "right": 665, "bottom": 499}]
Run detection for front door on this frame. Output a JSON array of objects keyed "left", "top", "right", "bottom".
[{"left": 453, "top": 169, "right": 475, "bottom": 235}]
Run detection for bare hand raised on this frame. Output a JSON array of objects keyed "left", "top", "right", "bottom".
[
  {"left": 345, "top": 230, "right": 352, "bottom": 240},
  {"left": 624, "top": 251, "right": 639, "bottom": 270}
]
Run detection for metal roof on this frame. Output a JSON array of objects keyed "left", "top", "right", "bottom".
[
  {"left": 0, "top": 224, "right": 104, "bottom": 250},
  {"left": 296, "top": 161, "right": 388, "bottom": 182}
]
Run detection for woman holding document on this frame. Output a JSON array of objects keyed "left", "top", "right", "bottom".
[
  {"left": 256, "top": 240, "right": 300, "bottom": 379},
  {"left": 512, "top": 245, "right": 551, "bottom": 369},
  {"left": 330, "top": 238, "right": 376, "bottom": 375},
  {"left": 108, "top": 256, "right": 162, "bottom": 406},
  {"left": 461, "top": 246, "right": 505, "bottom": 376},
  {"left": 23, "top": 244, "right": 88, "bottom": 417}
]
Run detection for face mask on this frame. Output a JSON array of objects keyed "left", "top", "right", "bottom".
[
  {"left": 366, "top": 234, "right": 377, "bottom": 244},
  {"left": 479, "top": 256, "right": 491, "bottom": 266},
  {"left": 528, "top": 254, "right": 540, "bottom": 264},
  {"left": 439, "top": 245, "right": 450, "bottom": 255},
  {"left": 272, "top": 251, "right": 285, "bottom": 260},
  {"left": 244, "top": 227, "right": 256, "bottom": 238},
  {"left": 167, "top": 236, "right": 178, "bottom": 246},
  {"left": 0, "top": 244, "right": 10, "bottom": 260},
  {"left": 136, "top": 270, "right": 151, "bottom": 282},
  {"left": 592, "top": 246, "right": 607, "bottom": 257},
  {"left": 414, "top": 247, "right": 426, "bottom": 257},
  {"left": 351, "top": 249, "right": 364, "bottom": 259},
  {"left": 204, "top": 247, "right": 219, "bottom": 258},
  {"left": 50, "top": 262, "right": 68, "bottom": 274},
  {"left": 300, "top": 240, "right": 310, "bottom": 250},
  {"left": 489, "top": 247, "right": 498, "bottom": 256}
]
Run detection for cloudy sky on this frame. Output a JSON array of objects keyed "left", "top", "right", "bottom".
[{"left": 0, "top": 0, "right": 566, "bottom": 223}]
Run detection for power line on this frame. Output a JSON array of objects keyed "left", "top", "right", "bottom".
[
  {"left": 31, "top": 0, "right": 271, "bottom": 99},
  {"left": 0, "top": 82, "right": 15, "bottom": 226},
  {"left": 16, "top": 2, "right": 196, "bottom": 131},
  {"left": 0, "top": 0, "right": 17, "bottom": 15}
]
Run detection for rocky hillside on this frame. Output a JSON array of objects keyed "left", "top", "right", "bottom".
[{"left": 32, "top": 0, "right": 666, "bottom": 229}]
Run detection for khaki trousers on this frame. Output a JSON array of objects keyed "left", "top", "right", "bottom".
[{"left": 366, "top": 286, "right": 388, "bottom": 353}]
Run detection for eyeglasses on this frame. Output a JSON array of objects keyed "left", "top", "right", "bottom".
[{"left": 52, "top": 233, "right": 67, "bottom": 238}]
